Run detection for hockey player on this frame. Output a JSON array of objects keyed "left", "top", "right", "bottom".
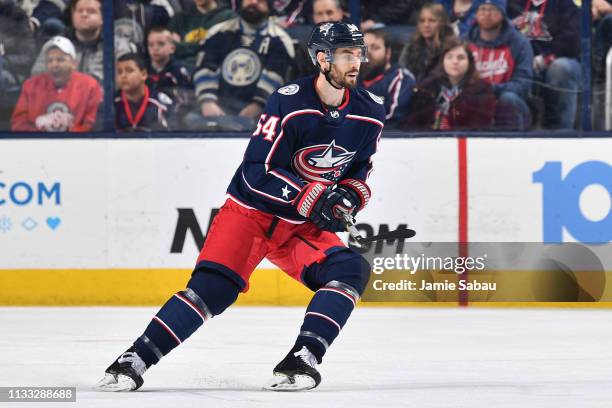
[{"left": 96, "top": 21, "right": 385, "bottom": 392}]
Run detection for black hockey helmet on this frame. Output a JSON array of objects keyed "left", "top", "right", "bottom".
[{"left": 307, "top": 22, "right": 368, "bottom": 67}]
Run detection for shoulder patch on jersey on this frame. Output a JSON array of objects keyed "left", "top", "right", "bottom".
[
  {"left": 367, "top": 90, "right": 384, "bottom": 105},
  {"left": 278, "top": 84, "right": 300, "bottom": 96}
]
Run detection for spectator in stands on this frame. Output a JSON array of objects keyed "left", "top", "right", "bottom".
[
  {"left": 435, "top": 0, "right": 482, "bottom": 36},
  {"left": 146, "top": 26, "right": 193, "bottom": 116},
  {"left": 11, "top": 36, "right": 102, "bottom": 131},
  {"left": 290, "top": 0, "right": 345, "bottom": 80},
  {"left": 269, "top": 0, "right": 311, "bottom": 28},
  {"left": 189, "top": 0, "right": 295, "bottom": 131},
  {"left": 593, "top": 0, "right": 612, "bottom": 76},
  {"left": 114, "top": 0, "right": 171, "bottom": 53},
  {"left": 311, "top": 0, "right": 344, "bottom": 24},
  {"left": 168, "top": 0, "right": 235, "bottom": 68},
  {"left": 30, "top": 0, "right": 68, "bottom": 46},
  {"left": 1, "top": 0, "right": 36, "bottom": 129},
  {"left": 115, "top": 52, "right": 174, "bottom": 131},
  {"left": 360, "top": 28, "right": 415, "bottom": 129},
  {"left": 399, "top": 3, "right": 455, "bottom": 81},
  {"left": 593, "top": 0, "right": 612, "bottom": 83},
  {"left": 467, "top": 0, "right": 533, "bottom": 129},
  {"left": 31, "top": 0, "right": 104, "bottom": 82},
  {"left": 508, "top": 0, "right": 581, "bottom": 129},
  {"left": 0, "top": 0, "right": 35, "bottom": 85},
  {"left": 402, "top": 37, "right": 495, "bottom": 130},
  {"left": 360, "top": 0, "right": 426, "bottom": 29}
]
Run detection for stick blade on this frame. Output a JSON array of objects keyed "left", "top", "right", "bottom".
[{"left": 360, "top": 227, "right": 416, "bottom": 244}]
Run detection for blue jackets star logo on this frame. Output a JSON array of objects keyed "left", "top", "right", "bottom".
[
  {"left": 308, "top": 140, "right": 355, "bottom": 168},
  {"left": 292, "top": 140, "right": 356, "bottom": 184}
]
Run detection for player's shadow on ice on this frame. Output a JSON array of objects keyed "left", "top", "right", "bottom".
[{"left": 136, "top": 381, "right": 526, "bottom": 393}]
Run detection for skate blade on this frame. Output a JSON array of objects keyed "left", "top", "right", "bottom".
[
  {"left": 94, "top": 374, "right": 137, "bottom": 392},
  {"left": 263, "top": 373, "right": 316, "bottom": 392}
]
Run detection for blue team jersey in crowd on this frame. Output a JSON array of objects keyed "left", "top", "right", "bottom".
[
  {"left": 226, "top": 75, "right": 386, "bottom": 222},
  {"left": 114, "top": 87, "right": 174, "bottom": 131},
  {"left": 193, "top": 17, "right": 295, "bottom": 112},
  {"left": 361, "top": 65, "right": 415, "bottom": 129}
]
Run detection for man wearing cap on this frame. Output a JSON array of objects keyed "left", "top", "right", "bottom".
[{"left": 11, "top": 35, "right": 102, "bottom": 132}]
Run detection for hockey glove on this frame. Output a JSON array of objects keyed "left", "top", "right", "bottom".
[
  {"left": 337, "top": 178, "right": 371, "bottom": 211},
  {"left": 293, "top": 182, "right": 359, "bottom": 232}
]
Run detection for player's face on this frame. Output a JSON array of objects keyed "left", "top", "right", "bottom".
[
  {"left": 72, "top": 0, "right": 102, "bottom": 34},
  {"left": 360, "top": 33, "right": 388, "bottom": 80},
  {"left": 312, "top": 0, "right": 343, "bottom": 24},
  {"left": 46, "top": 48, "right": 75, "bottom": 88},
  {"left": 116, "top": 60, "right": 147, "bottom": 94},
  {"left": 148, "top": 31, "right": 175, "bottom": 64},
  {"left": 329, "top": 47, "right": 362, "bottom": 88},
  {"left": 443, "top": 46, "right": 470, "bottom": 82},
  {"left": 476, "top": 5, "right": 503, "bottom": 30},
  {"left": 418, "top": 9, "right": 440, "bottom": 40}
]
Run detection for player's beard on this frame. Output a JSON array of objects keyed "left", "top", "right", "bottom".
[{"left": 330, "top": 66, "right": 359, "bottom": 89}]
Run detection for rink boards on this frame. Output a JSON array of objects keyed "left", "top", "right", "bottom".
[{"left": 0, "top": 138, "right": 611, "bottom": 305}]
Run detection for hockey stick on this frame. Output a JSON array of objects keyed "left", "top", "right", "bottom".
[{"left": 342, "top": 213, "right": 416, "bottom": 248}]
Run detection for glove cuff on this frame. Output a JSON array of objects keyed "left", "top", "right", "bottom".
[
  {"left": 294, "top": 182, "right": 327, "bottom": 217},
  {"left": 338, "top": 178, "right": 371, "bottom": 211}
]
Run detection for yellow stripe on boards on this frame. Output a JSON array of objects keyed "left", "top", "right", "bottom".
[
  {"left": 0, "top": 269, "right": 611, "bottom": 308},
  {"left": 0, "top": 268, "right": 313, "bottom": 306}
]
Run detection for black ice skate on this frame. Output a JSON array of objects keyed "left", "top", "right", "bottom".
[
  {"left": 263, "top": 345, "right": 321, "bottom": 391},
  {"left": 94, "top": 346, "right": 147, "bottom": 391}
]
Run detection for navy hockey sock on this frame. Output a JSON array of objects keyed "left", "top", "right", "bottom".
[
  {"left": 296, "top": 251, "right": 371, "bottom": 363},
  {"left": 134, "top": 269, "right": 240, "bottom": 367}
]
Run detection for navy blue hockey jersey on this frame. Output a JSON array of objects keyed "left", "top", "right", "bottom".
[
  {"left": 193, "top": 17, "right": 295, "bottom": 114},
  {"left": 360, "top": 65, "right": 414, "bottom": 129},
  {"left": 226, "top": 75, "right": 386, "bottom": 222},
  {"left": 146, "top": 57, "right": 192, "bottom": 111},
  {"left": 114, "top": 87, "right": 174, "bottom": 131}
]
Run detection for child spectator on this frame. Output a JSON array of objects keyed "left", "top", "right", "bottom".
[
  {"left": 360, "top": 28, "right": 415, "bottom": 129},
  {"left": 168, "top": 0, "right": 235, "bottom": 68},
  {"left": 403, "top": 37, "right": 495, "bottom": 130},
  {"left": 467, "top": 0, "right": 533, "bottom": 129},
  {"left": 146, "top": 26, "right": 193, "bottom": 116},
  {"left": 115, "top": 52, "right": 174, "bottom": 131},
  {"left": 399, "top": 3, "right": 455, "bottom": 81},
  {"left": 11, "top": 36, "right": 102, "bottom": 132},
  {"left": 508, "top": 0, "right": 581, "bottom": 129},
  {"left": 435, "top": 0, "right": 482, "bottom": 36}
]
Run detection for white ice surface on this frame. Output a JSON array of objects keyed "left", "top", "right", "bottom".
[{"left": 0, "top": 307, "right": 611, "bottom": 408}]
